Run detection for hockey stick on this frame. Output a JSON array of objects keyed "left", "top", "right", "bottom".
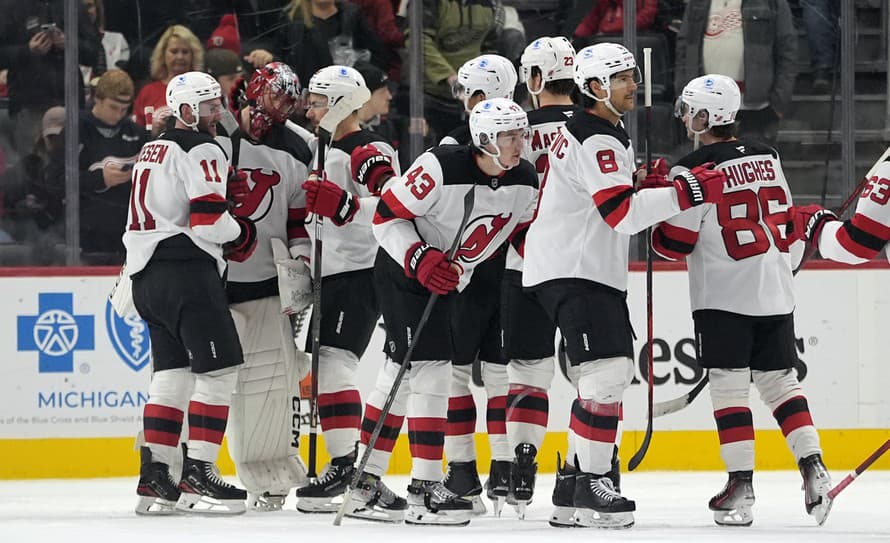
[
  {"left": 629, "top": 48, "right": 654, "bottom": 472},
  {"left": 334, "top": 186, "right": 477, "bottom": 526},
  {"left": 826, "top": 439, "right": 890, "bottom": 500},
  {"left": 653, "top": 372, "right": 709, "bottom": 418}
]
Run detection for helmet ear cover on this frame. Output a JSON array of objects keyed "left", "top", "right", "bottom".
[{"left": 166, "top": 71, "right": 222, "bottom": 128}]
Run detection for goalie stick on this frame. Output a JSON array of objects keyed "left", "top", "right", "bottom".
[{"left": 333, "top": 186, "right": 477, "bottom": 526}]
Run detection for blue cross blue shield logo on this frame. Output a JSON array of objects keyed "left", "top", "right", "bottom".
[
  {"left": 105, "top": 301, "right": 151, "bottom": 371},
  {"left": 17, "top": 293, "right": 95, "bottom": 373}
]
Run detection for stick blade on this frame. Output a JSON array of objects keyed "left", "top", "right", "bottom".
[{"left": 627, "top": 419, "right": 653, "bottom": 471}]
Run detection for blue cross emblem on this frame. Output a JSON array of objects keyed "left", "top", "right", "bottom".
[{"left": 17, "top": 293, "right": 95, "bottom": 373}]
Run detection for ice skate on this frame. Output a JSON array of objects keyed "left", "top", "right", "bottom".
[
  {"left": 342, "top": 471, "right": 407, "bottom": 523},
  {"left": 135, "top": 447, "right": 181, "bottom": 515},
  {"left": 296, "top": 452, "right": 355, "bottom": 513},
  {"left": 709, "top": 471, "right": 755, "bottom": 526},
  {"left": 405, "top": 479, "right": 473, "bottom": 526},
  {"left": 510, "top": 443, "right": 537, "bottom": 519},
  {"left": 443, "top": 460, "right": 486, "bottom": 515},
  {"left": 799, "top": 453, "right": 832, "bottom": 525},
  {"left": 549, "top": 452, "right": 577, "bottom": 527},
  {"left": 606, "top": 446, "right": 621, "bottom": 493},
  {"left": 573, "top": 472, "right": 635, "bottom": 529},
  {"left": 484, "top": 459, "right": 511, "bottom": 516},
  {"left": 176, "top": 456, "right": 247, "bottom": 515},
  {"left": 248, "top": 491, "right": 287, "bottom": 512}
]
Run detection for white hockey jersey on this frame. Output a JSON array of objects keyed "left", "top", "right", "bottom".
[
  {"left": 522, "top": 111, "right": 682, "bottom": 292},
  {"left": 216, "top": 123, "right": 313, "bottom": 303},
  {"left": 652, "top": 140, "right": 797, "bottom": 316},
  {"left": 817, "top": 158, "right": 890, "bottom": 264},
  {"left": 374, "top": 145, "right": 538, "bottom": 291},
  {"left": 123, "top": 129, "right": 240, "bottom": 276},
  {"left": 308, "top": 130, "right": 400, "bottom": 277}
]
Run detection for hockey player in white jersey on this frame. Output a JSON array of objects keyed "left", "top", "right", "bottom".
[
  {"left": 522, "top": 44, "right": 728, "bottom": 529},
  {"left": 345, "top": 97, "right": 539, "bottom": 525},
  {"left": 440, "top": 54, "right": 518, "bottom": 145},
  {"left": 214, "top": 62, "right": 314, "bottom": 512},
  {"left": 127, "top": 72, "right": 257, "bottom": 515},
  {"left": 294, "top": 65, "right": 406, "bottom": 520},
  {"left": 652, "top": 74, "right": 832, "bottom": 526},
  {"left": 786, "top": 158, "right": 890, "bottom": 264}
]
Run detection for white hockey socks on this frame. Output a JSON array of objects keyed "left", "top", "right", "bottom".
[
  {"left": 483, "top": 362, "right": 512, "bottom": 461},
  {"left": 753, "top": 369, "right": 822, "bottom": 461},
  {"left": 142, "top": 368, "right": 193, "bottom": 466},
  {"left": 506, "top": 357, "right": 554, "bottom": 453},
  {"left": 445, "top": 364, "right": 476, "bottom": 463},
  {"left": 408, "top": 360, "right": 451, "bottom": 481},
  {"left": 572, "top": 357, "right": 632, "bottom": 475},
  {"left": 710, "top": 368, "right": 755, "bottom": 472},
  {"left": 188, "top": 368, "right": 238, "bottom": 463}
]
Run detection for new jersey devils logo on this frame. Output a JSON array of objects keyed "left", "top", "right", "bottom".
[
  {"left": 455, "top": 214, "right": 512, "bottom": 264},
  {"left": 232, "top": 169, "right": 281, "bottom": 219}
]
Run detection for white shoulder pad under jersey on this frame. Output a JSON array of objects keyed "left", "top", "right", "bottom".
[
  {"left": 522, "top": 111, "right": 680, "bottom": 293},
  {"left": 123, "top": 129, "right": 239, "bottom": 277},
  {"left": 217, "top": 123, "right": 313, "bottom": 289},
  {"left": 652, "top": 140, "right": 796, "bottom": 316},
  {"left": 374, "top": 145, "right": 538, "bottom": 291},
  {"left": 308, "top": 130, "right": 400, "bottom": 277},
  {"left": 818, "top": 158, "right": 890, "bottom": 264}
]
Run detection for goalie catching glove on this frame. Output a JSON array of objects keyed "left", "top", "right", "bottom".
[
  {"left": 351, "top": 144, "right": 395, "bottom": 195},
  {"left": 302, "top": 172, "right": 360, "bottom": 226},
  {"left": 270, "top": 237, "right": 312, "bottom": 315},
  {"left": 672, "top": 162, "right": 727, "bottom": 210},
  {"left": 405, "top": 242, "right": 460, "bottom": 295},
  {"left": 786, "top": 204, "right": 838, "bottom": 243},
  {"left": 224, "top": 216, "right": 258, "bottom": 262}
]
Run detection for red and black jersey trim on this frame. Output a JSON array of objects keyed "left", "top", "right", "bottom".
[
  {"left": 714, "top": 406, "right": 755, "bottom": 444},
  {"left": 189, "top": 194, "right": 229, "bottom": 227},
  {"left": 593, "top": 185, "right": 635, "bottom": 229},
  {"left": 373, "top": 190, "right": 415, "bottom": 225},
  {"left": 836, "top": 213, "right": 890, "bottom": 259},
  {"left": 773, "top": 396, "right": 814, "bottom": 437},
  {"left": 652, "top": 222, "right": 698, "bottom": 260}
]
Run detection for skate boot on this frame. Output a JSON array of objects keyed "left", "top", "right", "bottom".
[
  {"left": 406, "top": 479, "right": 473, "bottom": 526},
  {"left": 443, "top": 460, "right": 486, "bottom": 515},
  {"left": 799, "top": 453, "right": 832, "bottom": 525},
  {"left": 606, "top": 446, "right": 621, "bottom": 493},
  {"left": 296, "top": 452, "right": 355, "bottom": 513},
  {"left": 573, "top": 472, "right": 635, "bottom": 529},
  {"left": 135, "top": 447, "right": 181, "bottom": 515},
  {"left": 549, "top": 452, "right": 577, "bottom": 527},
  {"left": 709, "top": 471, "right": 755, "bottom": 526},
  {"left": 176, "top": 456, "right": 247, "bottom": 515},
  {"left": 510, "top": 443, "right": 537, "bottom": 519},
  {"left": 484, "top": 459, "right": 512, "bottom": 516},
  {"left": 342, "top": 471, "right": 407, "bottom": 523}
]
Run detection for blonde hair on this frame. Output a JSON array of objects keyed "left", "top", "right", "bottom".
[
  {"left": 150, "top": 25, "right": 204, "bottom": 82},
  {"left": 286, "top": 0, "right": 313, "bottom": 28}
]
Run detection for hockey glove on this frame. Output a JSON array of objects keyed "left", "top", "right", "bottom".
[
  {"left": 672, "top": 162, "right": 727, "bottom": 210},
  {"left": 227, "top": 168, "right": 251, "bottom": 211},
  {"left": 634, "top": 157, "right": 671, "bottom": 189},
  {"left": 351, "top": 144, "right": 395, "bottom": 195},
  {"left": 302, "top": 174, "right": 360, "bottom": 226},
  {"left": 271, "top": 237, "right": 312, "bottom": 315},
  {"left": 405, "top": 242, "right": 460, "bottom": 295},
  {"left": 223, "top": 216, "right": 258, "bottom": 262},
  {"left": 787, "top": 204, "right": 838, "bottom": 243}
]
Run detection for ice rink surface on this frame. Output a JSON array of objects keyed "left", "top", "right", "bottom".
[{"left": 2, "top": 471, "right": 887, "bottom": 542}]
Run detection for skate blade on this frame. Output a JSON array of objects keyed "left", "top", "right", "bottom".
[
  {"left": 248, "top": 492, "right": 286, "bottom": 512},
  {"left": 491, "top": 495, "right": 506, "bottom": 517},
  {"left": 468, "top": 495, "right": 487, "bottom": 516},
  {"left": 296, "top": 495, "right": 344, "bottom": 513},
  {"left": 135, "top": 495, "right": 178, "bottom": 515},
  {"left": 812, "top": 497, "right": 833, "bottom": 527},
  {"left": 713, "top": 506, "right": 753, "bottom": 527},
  {"left": 549, "top": 506, "right": 577, "bottom": 527},
  {"left": 345, "top": 506, "right": 405, "bottom": 524},
  {"left": 406, "top": 505, "right": 471, "bottom": 526},
  {"left": 515, "top": 500, "right": 528, "bottom": 520},
  {"left": 175, "top": 492, "right": 246, "bottom": 515},
  {"left": 575, "top": 509, "right": 635, "bottom": 529}
]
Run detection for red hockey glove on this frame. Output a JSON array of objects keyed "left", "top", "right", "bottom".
[
  {"left": 405, "top": 242, "right": 460, "bottom": 295},
  {"left": 672, "top": 162, "right": 727, "bottom": 210},
  {"left": 302, "top": 174, "right": 360, "bottom": 226},
  {"left": 351, "top": 144, "right": 395, "bottom": 195},
  {"left": 786, "top": 204, "right": 838, "bottom": 243},
  {"left": 223, "top": 216, "right": 258, "bottom": 262},
  {"left": 227, "top": 168, "right": 251, "bottom": 209},
  {"left": 634, "top": 158, "right": 671, "bottom": 189}
]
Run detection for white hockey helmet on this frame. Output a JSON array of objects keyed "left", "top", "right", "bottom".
[
  {"left": 574, "top": 42, "right": 638, "bottom": 99},
  {"left": 677, "top": 74, "right": 741, "bottom": 129},
  {"left": 455, "top": 54, "right": 518, "bottom": 108},
  {"left": 520, "top": 36, "right": 576, "bottom": 94},
  {"left": 470, "top": 97, "right": 529, "bottom": 170},
  {"left": 166, "top": 71, "right": 222, "bottom": 128},
  {"left": 308, "top": 65, "right": 372, "bottom": 112}
]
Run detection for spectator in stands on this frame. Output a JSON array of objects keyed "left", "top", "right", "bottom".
[
  {"left": 205, "top": 48, "right": 245, "bottom": 109},
  {"left": 408, "top": 0, "right": 498, "bottom": 140},
  {"left": 800, "top": 0, "right": 838, "bottom": 94},
  {"left": 572, "top": 0, "right": 659, "bottom": 47},
  {"left": 77, "top": 70, "right": 148, "bottom": 265},
  {"left": 351, "top": 0, "right": 405, "bottom": 79},
  {"left": 0, "top": 0, "right": 100, "bottom": 153},
  {"left": 356, "top": 61, "right": 394, "bottom": 132},
  {"left": 80, "top": 0, "right": 130, "bottom": 85},
  {"left": 674, "top": 0, "right": 797, "bottom": 145},
  {"left": 132, "top": 24, "right": 203, "bottom": 137}
]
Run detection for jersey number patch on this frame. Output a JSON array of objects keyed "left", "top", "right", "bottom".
[
  {"left": 128, "top": 169, "right": 156, "bottom": 231},
  {"left": 861, "top": 175, "right": 890, "bottom": 205},
  {"left": 200, "top": 159, "right": 223, "bottom": 183},
  {"left": 405, "top": 166, "right": 435, "bottom": 200},
  {"left": 716, "top": 186, "right": 788, "bottom": 260},
  {"left": 596, "top": 150, "right": 619, "bottom": 173}
]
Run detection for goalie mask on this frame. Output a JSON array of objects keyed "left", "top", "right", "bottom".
[
  {"left": 166, "top": 71, "right": 222, "bottom": 129},
  {"left": 574, "top": 43, "right": 639, "bottom": 116},
  {"left": 454, "top": 54, "right": 518, "bottom": 111},
  {"left": 520, "top": 37, "right": 576, "bottom": 95},
  {"left": 470, "top": 98, "right": 529, "bottom": 171},
  {"left": 675, "top": 74, "right": 741, "bottom": 134}
]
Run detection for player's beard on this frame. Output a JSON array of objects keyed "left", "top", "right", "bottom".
[{"left": 199, "top": 117, "right": 218, "bottom": 137}]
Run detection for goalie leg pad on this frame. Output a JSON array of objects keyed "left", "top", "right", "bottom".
[
  {"left": 445, "top": 364, "right": 476, "bottom": 463},
  {"left": 318, "top": 345, "right": 362, "bottom": 459},
  {"left": 360, "top": 359, "right": 408, "bottom": 478},
  {"left": 483, "top": 361, "right": 511, "bottom": 461},
  {"left": 753, "top": 369, "right": 820, "bottom": 461},
  {"left": 572, "top": 357, "right": 631, "bottom": 475},
  {"left": 143, "top": 367, "right": 193, "bottom": 467},
  {"left": 710, "top": 368, "right": 754, "bottom": 472},
  {"left": 408, "top": 360, "right": 450, "bottom": 481}
]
